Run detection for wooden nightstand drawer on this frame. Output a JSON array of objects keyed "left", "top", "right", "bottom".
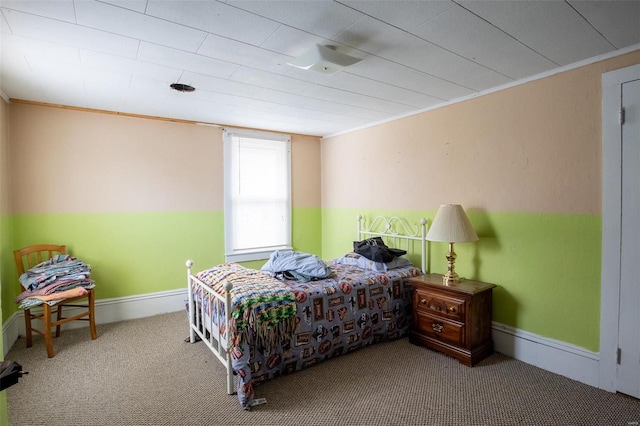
[
  {"left": 415, "top": 311, "right": 464, "bottom": 346},
  {"left": 408, "top": 274, "right": 496, "bottom": 367},
  {"left": 414, "top": 289, "right": 465, "bottom": 322}
]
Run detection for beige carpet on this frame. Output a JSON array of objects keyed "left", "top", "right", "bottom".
[{"left": 5, "top": 311, "right": 640, "bottom": 425}]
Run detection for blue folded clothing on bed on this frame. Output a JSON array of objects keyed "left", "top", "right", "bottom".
[{"left": 260, "top": 250, "right": 332, "bottom": 282}]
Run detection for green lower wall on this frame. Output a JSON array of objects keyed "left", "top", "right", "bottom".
[
  {"left": 322, "top": 208, "right": 602, "bottom": 352},
  {"left": 3, "top": 206, "right": 601, "bottom": 353},
  {"left": 2, "top": 208, "right": 322, "bottom": 322},
  {"left": 0, "top": 210, "right": 8, "bottom": 425}
]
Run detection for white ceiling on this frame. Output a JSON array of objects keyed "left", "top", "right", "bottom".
[{"left": 1, "top": 1, "right": 639, "bottom": 137}]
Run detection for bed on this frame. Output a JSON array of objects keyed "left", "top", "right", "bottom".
[{"left": 186, "top": 215, "right": 427, "bottom": 409}]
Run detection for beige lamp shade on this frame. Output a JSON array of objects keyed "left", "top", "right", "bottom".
[{"left": 426, "top": 204, "right": 478, "bottom": 243}]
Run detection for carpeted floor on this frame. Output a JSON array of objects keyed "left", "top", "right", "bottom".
[{"left": 5, "top": 311, "right": 640, "bottom": 425}]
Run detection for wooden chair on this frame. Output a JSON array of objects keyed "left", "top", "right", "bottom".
[{"left": 13, "top": 244, "right": 97, "bottom": 358}]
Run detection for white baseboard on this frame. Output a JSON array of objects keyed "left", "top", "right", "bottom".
[
  {"left": 492, "top": 321, "right": 600, "bottom": 388},
  {"left": 2, "top": 313, "right": 20, "bottom": 359},
  {"left": 3, "top": 292, "right": 601, "bottom": 391},
  {"left": 3, "top": 288, "right": 187, "bottom": 358}
]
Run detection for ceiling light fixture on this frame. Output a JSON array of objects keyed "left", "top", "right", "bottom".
[
  {"left": 287, "top": 44, "right": 362, "bottom": 75},
  {"left": 170, "top": 83, "right": 195, "bottom": 92}
]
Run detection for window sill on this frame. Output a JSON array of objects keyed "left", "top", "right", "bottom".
[{"left": 225, "top": 247, "right": 293, "bottom": 263}]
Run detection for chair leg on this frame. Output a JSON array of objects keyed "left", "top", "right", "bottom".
[
  {"left": 89, "top": 290, "right": 98, "bottom": 340},
  {"left": 24, "top": 308, "right": 33, "bottom": 348},
  {"left": 55, "top": 304, "right": 63, "bottom": 337},
  {"left": 43, "top": 304, "right": 54, "bottom": 358}
]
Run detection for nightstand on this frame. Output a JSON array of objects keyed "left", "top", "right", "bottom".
[{"left": 407, "top": 274, "right": 496, "bottom": 367}]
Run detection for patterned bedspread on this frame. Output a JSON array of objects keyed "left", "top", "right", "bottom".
[
  {"left": 196, "top": 263, "right": 297, "bottom": 351},
  {"left": 192, "top": 261, "right": 422, "bottom": 409}
]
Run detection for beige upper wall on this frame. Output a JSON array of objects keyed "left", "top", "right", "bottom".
[
  {"left": 0, "top": 98, "right": 8, "bottom": 215},
  {"left": 8, "top": 104, "right": 321, "bottom": 214},
  {"left": 322, "top": 50, "right": 640, "bottom": 214},
  {"left": 9, "top": 105, "right": 221, "bottom": 213},
  {"left": 291, "top": 134, "right": 322, "bottom": 208}
]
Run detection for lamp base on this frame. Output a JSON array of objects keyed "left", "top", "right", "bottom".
[
  {"left": 443, "top": 243, "right": 460, "bottom": 285},
  {"left": 442, "top": 271, "right": 460, "bottom": 286}
]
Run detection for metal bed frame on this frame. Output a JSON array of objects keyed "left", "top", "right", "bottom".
[{"left": 186, "top": 215, "right": 428, "bottom": 395}]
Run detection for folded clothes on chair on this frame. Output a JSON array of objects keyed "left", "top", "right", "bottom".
[{"left": 15, "top": 254, "right": 95, "bottom": 309}]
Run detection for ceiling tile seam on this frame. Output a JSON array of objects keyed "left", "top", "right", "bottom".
[
  {"left": 451, "top": 0, "right": 561, "bottom": 68},
  {"left": 341, "top": 71, "right": 448, "bottom": 103},
  {"left": 1, "top": 6, "right": 64, "bottom": 25},
  {"left": 323, "top": 43, "right": 640, "bottom": 139},
  {"left": 218, "top": 1, "right": 371, "bottom": 65},
  {"left": 97, "top": 0, "right": 208, "bottom": 41},
  {"left": 258, "top": 22, "right": 286, "bottom": 50},
  {"left": 333, "top": 0, "right": 455, "bottom": 27},
  {"left": 312, "top": 71, "right": 445, "bottom": 106},
  {"left": 188, "top": 41, "right": 460, "bottom": 106},
  {"left": 242, "top": 21, "right": 297, "bottom": 87},
  {"left": 565, "top": 1, "right": 617, "bottom": 49},
  {"left": 221, "top": 0, "right": 319, "bottom": 39},
  {"left": 176, "top": 70, "right": 187, "bottom": 86},
  {"left": 189, "top": 79, "right": 404, "bottom": 120},
  {"left": 4, "top": 9, "right": 156, "bottom": 57},
  {"left": 68, "top": 2, "right": 209, "bottom": 54},
  {"left": 355, "top": 76, "right": 448, "bottom": 103},
  {"left": 197, "top": 32, "right": 296, "bottom": 62},
  {"left": 217, "top": 0, "right": 482, "bottom": 91},
  {"left": 244, "top": 76, "right": 424, "bottom": 114},
  {"left": 137, "top": 3, "right": 296, "bottom": 60},
  {"left": 124, "top": 38, "right": 414, "bottom": 109},
  {"left": 160, "top": 39, "right": 439, "bottom": 109},
  {"left": 21, "top": 53, "right": 34, "bottom": 74},
  {"left": 71, "top": 42, "right": 185, "bottom": 82},
  {"left": 134, "top": 37, "right": 142, "bottom": 67},
  {"left": 166, "top": 72, "right": 392, "bottom": 120},
  {"left": 0, "top": 9, "right": 14, "bottom": 34},
  {"left": 193, "top": 28, "right": 209, "bottom": 55},
  {"left": 180, "top": 2, "right": 480, "bottom": 97},
  {"left": 327, "top": 11, "right": 480, "bottom": 94},
  {"left": 188, "top": 94, "right": 363, "bottom": 127},
  {"left": 335, "top": 0, "right": 514, "bottom": 81},
  {"left": 349, "top": 52, "right": 478, "bottom": 98}
]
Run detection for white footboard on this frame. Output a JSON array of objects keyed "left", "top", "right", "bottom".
[{"left": 186, "top": 260, "right": 235, "bottom": 395}]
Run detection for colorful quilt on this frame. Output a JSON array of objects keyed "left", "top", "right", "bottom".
[
  {"left": 194, "top": 261, "right": 421, "bottom": 410},
  {"left": 196, "top": 263, "right": 297, "bottom": 352}
]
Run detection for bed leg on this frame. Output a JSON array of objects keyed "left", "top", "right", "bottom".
[
  {"left": 186, "top": 259, "right": 196, "bottom": 343},
  {"left": 225, "top": 280, "right": 235, "bottom": 395},
  {"left": 227, "top": 356, "right": 234, "bottom": 395}
]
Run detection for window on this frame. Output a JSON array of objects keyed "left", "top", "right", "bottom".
[{"left": 223, "top": 128, "right": 292, "bottom": 262}]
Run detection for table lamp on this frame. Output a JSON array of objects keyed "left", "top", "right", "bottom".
[{"left": 426, "top": 204, "right": 478, "bottom": 285}]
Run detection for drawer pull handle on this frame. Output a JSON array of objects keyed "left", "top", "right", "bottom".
[
  {"left": 419, "top": 298, "right": 456, "bottom": 314},
  {"left": 432, "top": 322, "right": 443, "bottom": 333}
]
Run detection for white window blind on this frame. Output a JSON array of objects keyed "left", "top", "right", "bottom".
[{"left": 223, "top": 129, "right": 291, "bottom": 262}]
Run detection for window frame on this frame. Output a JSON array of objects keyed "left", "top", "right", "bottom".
[{"left": 223, "top": 128, "right": 292, "bottom": 262}]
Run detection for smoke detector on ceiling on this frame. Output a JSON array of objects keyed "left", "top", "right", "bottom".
[{"left": 287, "top": 44, "right": 363, "bottom": 75}]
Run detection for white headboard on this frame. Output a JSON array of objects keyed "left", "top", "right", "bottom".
[{"left": 356, "top": 215, "right": 428, "bottom": 273}]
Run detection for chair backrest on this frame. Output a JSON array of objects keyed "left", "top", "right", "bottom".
[{"left": 14, "top": 244, "right": 67, "bottom": 289}]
